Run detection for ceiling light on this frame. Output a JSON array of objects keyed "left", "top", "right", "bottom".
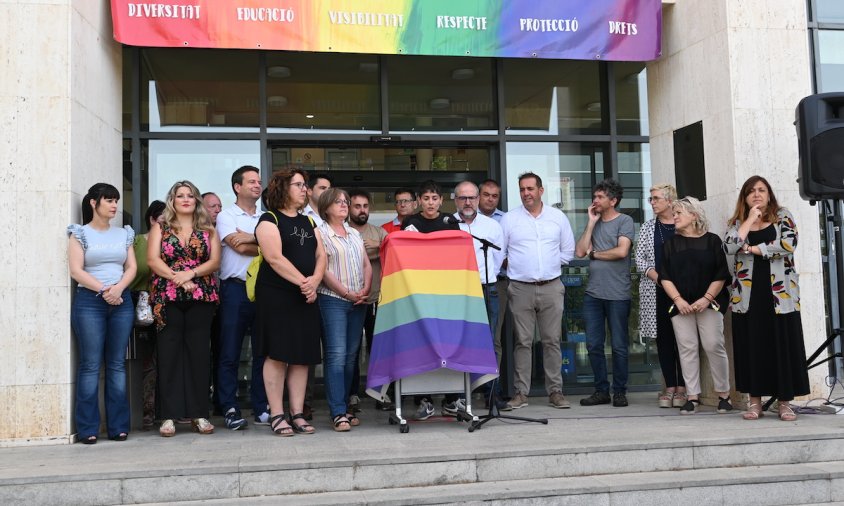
[
  {"left": 267, "top": 95, "right": 287, "bottom": 107},
  {"left": 586, "top": 102, "right": 601, "bottom": 112},
  {"left": 267, "top": 66, "right": 291, "bottom": 78},
  {"left": 451, "top": 68, "right": 475, "bottom": 80},
  {"left": 306, "top": 114, "right": 315, "bottom": 119},
  {"left": 429, "top": 98, "right": 451, "bottom": 110}
]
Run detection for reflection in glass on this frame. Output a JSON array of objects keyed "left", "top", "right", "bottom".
[
  {"left": 503, "top": 60, "right": 603, "bottom": 135},
  {"left": 141, "top": 49, "right": 259, "bottom": 132},
  {"left": 614, "top": 62, "right": 649, "bottom": 136},
  {"left": 818, "top": 31, "right": 844, "bottom": 92},
  {"left": 270, "top": 146, "right": 489, "bottom": 173},
  {"left": 617, "top": 143, "right": 651, "bottom": 228},
  {"left": 817, "top": 0, "right": 844, "bottom": 23},
  {"left": 148, "top": 140, "right": 260, "bottom": 209},
  {"left": 387, "top": 55, "right": 496, "bottom": 133},
  {"left": 266, "top": 52, "right": 381, "bottom": 132}
]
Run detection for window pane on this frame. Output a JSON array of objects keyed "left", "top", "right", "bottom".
[
  {"left": 141, "top": 49, "right": 259, "bottom": 132},
  {"left": 504, "top": 142, "right": 605, "bottom": 235},
  {"left": 148, "top": 140, "right": 260, "bottom": 207},
  {"left": 817, "top": 0, "right": 844, "bottom": 23},
  {"left": 615, "top": 62, "right": 649, "bottom": 136},
  {"left": 387, "top": 55, "right": 496, "bottom": 133},
  {"left": 503, "top": 60, "right": 604, "bottom": 135},
  {"left": 818, "top": 31, "right": 844, "bottom": 92},
  {"left": 617, "top": 143, "right": 651, "bottom": 226},
  {"left": 266, "top": 52, "right": 381, "bottom": 132}
]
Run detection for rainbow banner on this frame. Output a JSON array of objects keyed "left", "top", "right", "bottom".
[
  {"left": 365, "top": 231, "right": 498, "bottom": 398},
  {"left": 111, "top": 0, "right": 661, "bottom": 61}
]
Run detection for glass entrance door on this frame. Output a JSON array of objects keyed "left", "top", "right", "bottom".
[{"left": 268, "top": 143, "right": 495, "bottom": 224}]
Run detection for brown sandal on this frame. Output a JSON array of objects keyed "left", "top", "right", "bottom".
[
  {"left": 778, "top": 403, "right": 797, "bottom": 421},
  {"left": 270, "top": 414, "right": 294, "bottom": 436},
  {"left": 743, "top": 403, "right": 764, "bottom": 420}
]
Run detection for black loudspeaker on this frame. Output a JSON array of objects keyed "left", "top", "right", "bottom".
[{"left": 797, "top": 92, "right": 844, "bottom": 201}]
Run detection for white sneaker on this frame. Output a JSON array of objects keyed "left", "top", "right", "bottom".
[
  {"left": 414, "top": 399, "right": 435, "bottom": 420},
  {"left": 442, "top": 398, "right": 466, "bottom": 416}
]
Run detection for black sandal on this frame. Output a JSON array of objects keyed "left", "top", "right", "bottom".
[
  {"left": 109, "top": 432, "right": 128, "bottom": 441},
  {"left": 290, "top": 413, "right": 315, "bottom": 434},
  {"left": 80, "top": 435, "right": 97, "bottom": 445},
  {"left": 270, "top": 413, "right": 294, "bottom": 437},
  {"left": 345, "top": 413, "right": 361, "bottom": 427},
  {"left": 333, "top": 414, "right": 351, "bottom": 432}
]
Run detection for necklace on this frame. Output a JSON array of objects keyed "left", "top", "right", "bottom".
[{"left": 655, "top": 219, "right": 674, "bottom": 244}]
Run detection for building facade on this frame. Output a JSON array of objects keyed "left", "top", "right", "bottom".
[{"left": 0, "top": 0, "right": 828, "bottom": 444}]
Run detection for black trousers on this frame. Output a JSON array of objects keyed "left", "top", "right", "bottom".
[
  {"left": 157, "top": 301, "right": 216, "bottom": 419},
  {"left": 655, "top": 290, "right": 685, "bottom": 388}
]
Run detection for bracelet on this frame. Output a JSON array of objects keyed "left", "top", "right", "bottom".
[
  {"left": 96, "top": 286, "right": 107, "bottom": 297},
  {"left": 672, "top": 296, "right": 681, "bottom": 302},
  {"left": 704, "top": 293, "right": 715, "bottom": 302}
]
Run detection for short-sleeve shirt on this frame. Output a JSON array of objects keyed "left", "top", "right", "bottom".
[
  {"left": 585, "top": 213, "right": 635, "bottom": 300},
  {"left": 216, "top": 203, "right": 262, "bottom": 281},
  {"left": 67, "top": 224, "right": 134, "bottom": 286},
  {"left": 659, "top": 232, "right": 730, "bottom": 313}
]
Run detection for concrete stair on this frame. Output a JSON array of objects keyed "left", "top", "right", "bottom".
[{"left": 3, "top": 394, "right": 844, "bottom": 504}]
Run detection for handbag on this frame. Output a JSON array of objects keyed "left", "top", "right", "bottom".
[{"left": 134, "top": 290, "right": 154, "bottom": 327}]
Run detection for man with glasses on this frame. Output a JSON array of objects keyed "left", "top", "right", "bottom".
[
  {"left": 575, "top": 178, "right": 635, "bottom": 408},
  {"left": 453, "top": 181, "right": 506, "bottom": 410},
  {"left": 216, "top": 165, "right": 269, "bottom": 429},
  {"left": 382, "top": 188, "right": 417, "bottom": 234}
]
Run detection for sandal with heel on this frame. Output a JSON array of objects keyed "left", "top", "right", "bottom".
[
  {"left": 778, "top": 403, "right": 797, "bottom": 422},
  {"left": 743, "top": 403, "right": 764, "bottom": 420},
  {"left": 270, "top": 413, "right": 294, "bottom": 437},
  {"left": 290, "top": 413, "right": 315, "bottom": 434}
]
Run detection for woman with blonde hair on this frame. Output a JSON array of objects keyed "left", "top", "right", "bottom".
[
  {"left": 635, "top": 184, "right": 687, "bottom": 408},
  {"left": 724, "top": 175, "right": 809, "bottom": 421},
  {"left": 659, "top": 197, "right": 732, "bottom": 415},
  {"left": 148, "top": 181, "right": 221, "bottom": 437}
]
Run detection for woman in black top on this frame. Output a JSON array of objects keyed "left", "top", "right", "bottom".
[
  {"left": 255, "top": 169, "right": 326, "bottom": 436},
  {"left": 659, "top": 197, "right": 732, "bottom": 415}
]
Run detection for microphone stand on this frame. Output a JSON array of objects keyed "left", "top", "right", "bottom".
[{"left": 467, "top": 230, "right": 548, "bottom": 432}]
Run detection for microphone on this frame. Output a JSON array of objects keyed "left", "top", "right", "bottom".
[{"left": 443, "top": 215, "right": 464, "bottom": 225}]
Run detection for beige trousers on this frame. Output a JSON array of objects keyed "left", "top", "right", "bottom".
[
  {"left": 508, "top": 279, "right": 565, "bottom": 396},
  {"left": 670, "top": 310, "right": 730, "bottom": 396}
]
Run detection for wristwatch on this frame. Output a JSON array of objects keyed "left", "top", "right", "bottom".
[{"left": 588, "top": 250, "right": 596, "bottom": 260}]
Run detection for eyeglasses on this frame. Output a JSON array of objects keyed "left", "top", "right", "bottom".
[
  {"left": 290, "top": 181, "right": 307, "bottom": 189},
  {"left": 455, "top": 196, "right": 479, "bottom": 202},
  {"left": 647, "top": 196, "right": 666, "bottom": 203},
  {"left": 395, "top": 199, "right": 414, "bottom": 206},
  {"left": 334, "top": 199, "right": 350, "bottom": 206}
]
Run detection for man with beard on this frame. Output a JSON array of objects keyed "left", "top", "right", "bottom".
[
  {"left": 453, "top": 181, "right": 506, "bottom": 410},
  {"left": 346, "top": 189, "right": 390, "bottom": 411}
]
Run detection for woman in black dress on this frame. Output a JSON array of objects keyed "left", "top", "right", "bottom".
[
  {"left": 255, "top": 169, "right": 326, "bottom": 435},
  {"left": 724, "top": 176, "right": 809, "bottom": 421}
]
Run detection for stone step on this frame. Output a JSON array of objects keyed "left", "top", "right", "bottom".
[{"left": 137, "top": 461, "right": 844, "bottom": 505}]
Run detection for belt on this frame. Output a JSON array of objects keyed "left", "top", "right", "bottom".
[
  {"left": 512, "top": 277, "right": 559, "bottom": 286},
  {"left": 482, "top": 282, "right": 497, "bottom": 288},
  {"left": 223, "top": 278, "right": 245, "bottom": 284}
]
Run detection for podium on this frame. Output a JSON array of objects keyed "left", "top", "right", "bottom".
[{"left": 365, "top": 230, "right": 499, "bottom": 432}]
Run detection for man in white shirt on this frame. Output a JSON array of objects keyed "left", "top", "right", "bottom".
[
  {"left": 500, "top": 172, "right": 575, "bottom": 411},
  {"left": 216, "top": 165, "right": 267, "bottom": 430},
  {"left": 303, "top": 173, "right": 332, "bottom": 226}
]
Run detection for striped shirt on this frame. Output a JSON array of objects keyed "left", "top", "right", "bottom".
[{"left": 317, "top": 221, "right": 366, "bottom": 299}]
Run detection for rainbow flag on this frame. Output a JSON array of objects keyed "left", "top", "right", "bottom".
[{"left": 366, "top": 230, "right": 498, "bottom": 398}]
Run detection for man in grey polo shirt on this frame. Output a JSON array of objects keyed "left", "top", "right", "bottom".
[{"left": 575, "top": 178, "right": 635, "bottom": 408}]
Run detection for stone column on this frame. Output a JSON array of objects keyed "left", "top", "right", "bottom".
[
  {"left": 647, "top": 0, "right": 824, "bottom": 405},
  {"left": 0, "top": 0, "right": 123, "bottom": 444}
]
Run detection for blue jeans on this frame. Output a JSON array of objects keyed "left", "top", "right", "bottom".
[
  {"left": 217, "top": 279, "right": 267, "bottom": 414},
  {"left": 583, "top": 294, "right": 631, "bottom": 394},
  {"left": 70, "top": 286, "right": 133, "bottom": 438},
  {"left": 319, "top": 294, "right": 366, "bottom": 417}
]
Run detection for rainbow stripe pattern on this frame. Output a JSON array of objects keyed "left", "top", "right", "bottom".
[
  {"left": 365, "top": 231, "right": 498, "bottom": 395},
  {"left": 111, "top": 0, "right": 662, "bottom": 62}
]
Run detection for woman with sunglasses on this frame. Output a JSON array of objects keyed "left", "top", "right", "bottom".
[
  {"left": 658, "top": 197, "right": 732, "bottom": 415},
  {"left": 724, "top": 176, "right": 809, "bottom": 421},
  {"left": 316, "top": 187, "right": 372, "bottom": 432},
  {"left": 635, "top": 184, "right": 687, "bottom": 409}
]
